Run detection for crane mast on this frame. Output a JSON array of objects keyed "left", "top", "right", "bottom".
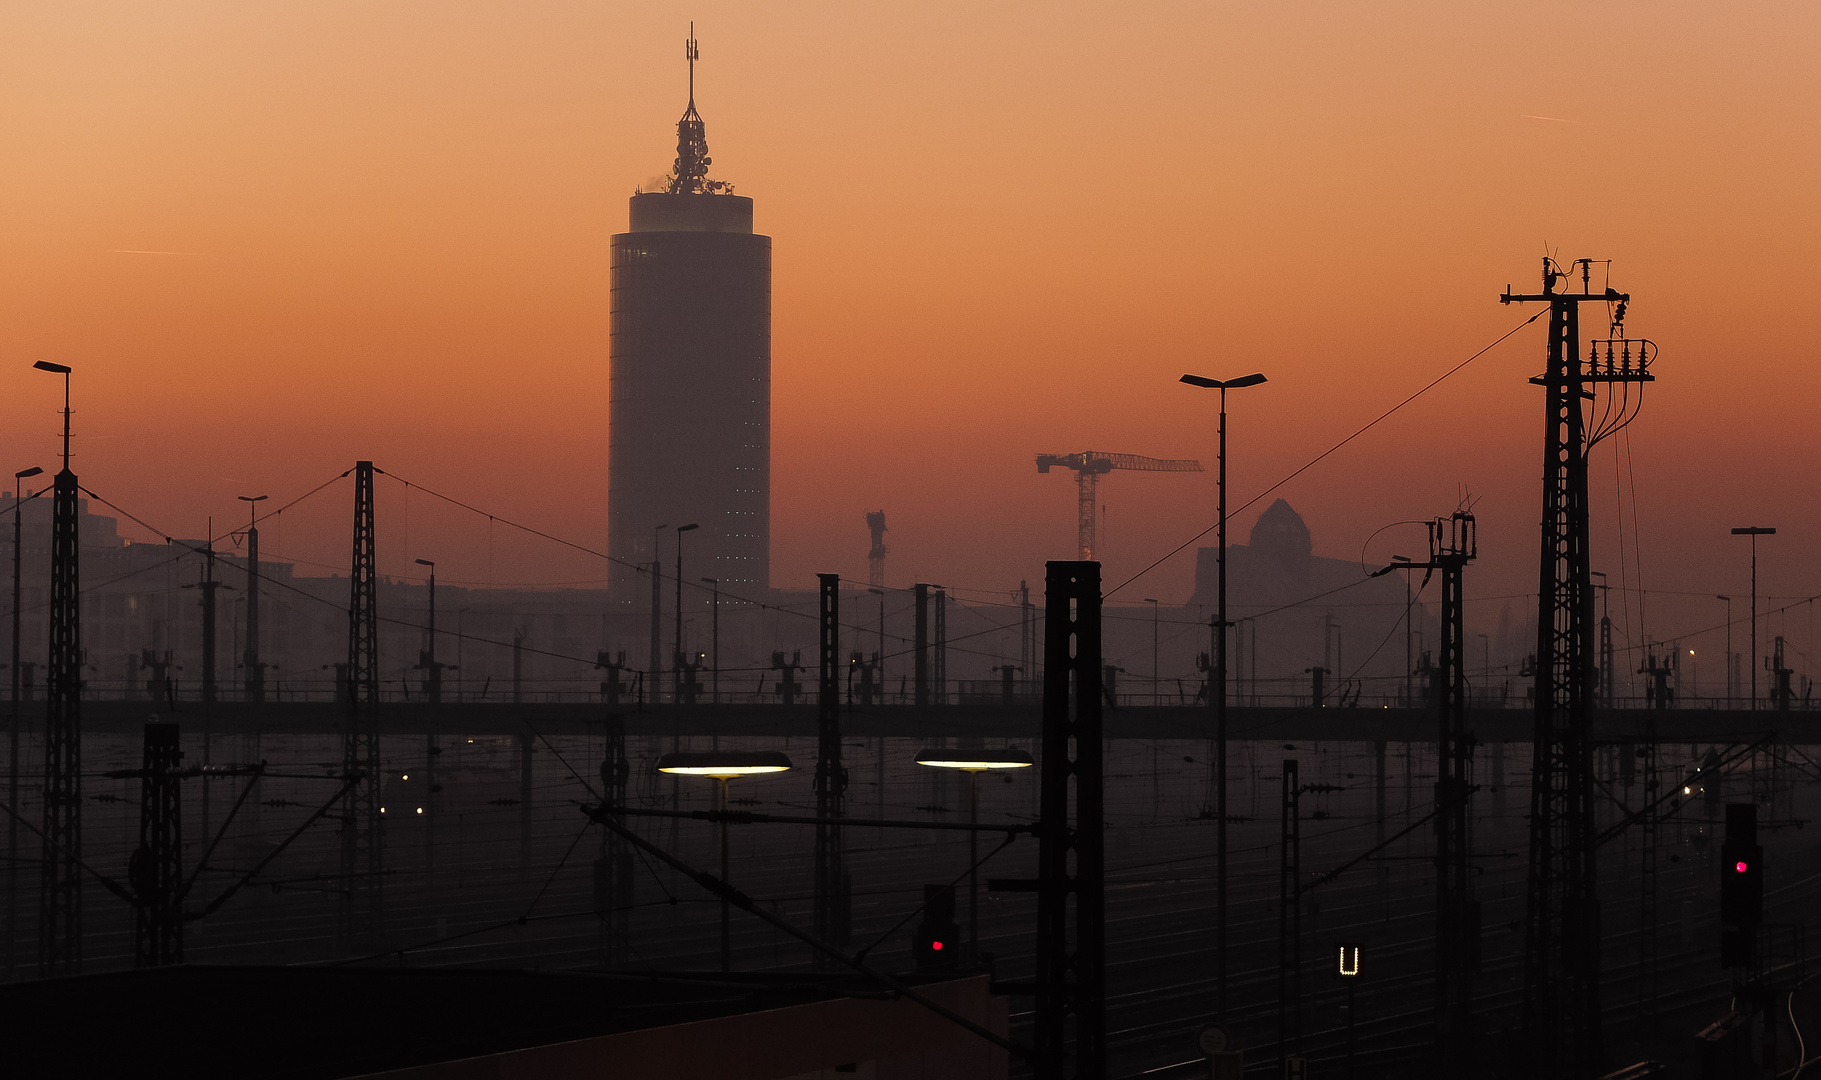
[{"left": 1036, "top": 451, "right": 1203, "bottom": 561}]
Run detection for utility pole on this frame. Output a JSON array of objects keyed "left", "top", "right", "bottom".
[
  {"left": 813, "top": 574, "right": 848, "bottom": 963},
  {"left": 1019, "top": 580, "right": 1035, "bottom": 688},
  {"left": 412, "top": 557, "right": 440, "bottom": 880},
  {"left": 647, "top": 560, "right": 662, "bottom": 698},
  {"left": 595, "top": 701, "right": 631, "bottom": 964},
  {"left": 192, "top": 541, "right": 223, "bottom": 709},
  {"left": 1144, "top": 599, "right": 1159, "bottom": 706},
  {"left": 238, "top": 494, "right": 268, "bottom": 702},
  {"left": 1593, "top": 571, "right": 1611, "bottom": 708},
  {"left": 128, "top": 721, "right": 183, "bottom": 967},
  {"left": 341, "top": 460, "right": 381, "bottom": 941},
  {"left": 646, "top": 523, "right": 666, "bottom": 698},
  {"left": 1717, "top": 596, "right": 1734, "bottom": 706},
  {"left": 1377, "top": 512, "right": 1480, "bottom": 1065},
  {"left": 914, "top": 583, "right": 930, "bottom": 707},
  {"left": 1731, "top": 527, "right": 1775, "bottom": 711},
  {"left": 1279, "top": 758, "right": 1302, "bottom": 1069},
  {"left": 700, "top": 577, "right": 719, "bottom": 704},
  {"left": 512, "top": 630, "right": 524, "bottom": 705},
  {"left": 869, "top": 587, "right": 886, "bottom": 699},
  {"left": 34, "top": 360, "right": 81, "bottom": 975},
  {"left": 7, "top": 465, "right": 42, "bottom": 978},
  {"left": 1034, "top": 561, "right": 1104, "bottom": 1077},
  {"left": 413, "top": 558, "right": 442, "bottom": 703},
  {"left": 673, "top": 523, "right": 698, "bottom": 703},
  {"left": 1503, "top": 258, "right": 1653, "bottom": 1075},
  {"left": 934, "top": 587, "right": 947, "bottom": 706}
]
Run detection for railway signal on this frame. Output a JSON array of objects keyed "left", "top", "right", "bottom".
[
  {"left": 1720, "top": 803, "right": 1762, "bottom": 968},
  {"left": 913, "top": 883, "right": 959, "bottom": 972}
]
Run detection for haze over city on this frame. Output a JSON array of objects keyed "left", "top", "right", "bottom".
[
  {"left": 4, "top": 4, "right": 1816, "bottom": 632},
  {"left": 1, "top": 4, "right": 1818, "bottom": 1077}
]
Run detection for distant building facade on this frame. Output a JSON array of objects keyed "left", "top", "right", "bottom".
[
  {"left": 608, "top": 62, "right": 771, "bottom": 602},
  {"left": 1193, "top": 499, "right": 1433, "bottom": 704}
]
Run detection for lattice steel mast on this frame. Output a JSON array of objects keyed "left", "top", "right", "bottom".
[
  {"left": 340, "top": 460, "right": 381, "bottom": 939},
  {"left": 813, "top": 574, "right": 849, "bottom": 962},
  {"left": 129, "top": 722, "right": 182, "bottom": 967},
  {"left": 37, "top": 361, "right": 81, "bottom": 974},
  {"left": 1503, "top": 258, "right": 1654, "bottom": 1075}
]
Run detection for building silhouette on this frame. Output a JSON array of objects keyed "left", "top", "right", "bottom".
[{"left": 608, "top": 31, "right": 770, "bottom": 598}]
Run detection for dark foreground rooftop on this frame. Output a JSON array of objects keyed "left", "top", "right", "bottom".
[{"left": 2, "top": 965, "right": 1006, "bottom": 1079}]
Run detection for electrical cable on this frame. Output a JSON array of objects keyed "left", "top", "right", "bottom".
[{"left": 1107, "top": 310, "right": 1546, "bottom": 600}]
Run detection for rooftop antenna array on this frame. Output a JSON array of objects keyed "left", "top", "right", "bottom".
[{"left": 667, "top": 23, "right": 730, "bottom": 195}]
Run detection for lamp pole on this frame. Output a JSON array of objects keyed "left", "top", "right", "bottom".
[
  {"left": 673, "top": 524, "right": 699, "bottom": 703},
  {"left": 1730, "top": 528, "right": 1775, "bottom": 711},
  {"left": 656, "top": 750, "right": 794, "bottom": 972},
  {"left": 1717, "top": 596, "right": 1733, "bottom": 706},
  {"left": 7, "top": 465, "right": 42, "bottom": 976},
  {"left": 1181, "top": 369, "right": 1267, "bottom": 1025},
  {"left": 916, "top": 747, "right": 1032, "bottom": 968},
  {"left": 700, "top": 577, "right": 719, "bottom": 704}
]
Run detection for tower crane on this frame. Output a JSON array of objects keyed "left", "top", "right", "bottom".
[{"left": 1036, "top": 451, "right": 1203, "bottom": 561}]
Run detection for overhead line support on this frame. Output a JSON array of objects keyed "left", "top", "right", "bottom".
[{"left": 1503, "top": 258, "right": 1653, "bottom": 1076}]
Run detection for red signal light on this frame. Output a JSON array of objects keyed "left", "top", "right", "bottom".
[
  {"left": 931, "top": 940, "right": 944, "bottom": 951},
  {"left": 1735, "top": 861, "right": 1748, "bottom": 873}
]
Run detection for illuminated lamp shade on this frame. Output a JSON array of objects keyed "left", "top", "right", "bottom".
[
  {"left": 655, "top": 750, "right": 793, "bottom": 780},
  {"left": 914, "top": 747, "right": 1034, "bottom": 772}
]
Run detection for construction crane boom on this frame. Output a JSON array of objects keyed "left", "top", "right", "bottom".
[{"left": 1036, "top": 451, "right": 1203, "bottom": 561}]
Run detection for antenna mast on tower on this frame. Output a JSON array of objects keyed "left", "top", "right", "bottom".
[{"left": 667, "top": 23, "right": 729, "bottom": 195}]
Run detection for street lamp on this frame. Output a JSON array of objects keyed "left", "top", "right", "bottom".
[
  {"left": 656, "top": 749, "right": 793, "bottom": 970},
  {"left": 1180, "top": 368, "right": 1267, "bottom": 1024},
  {"left": 916, "top": 746, "right": 1033, "bottom": 964},
  {"left": 1716, "top": 596, "right": 1733, "bottom": 706},
  {"left": 32, "top": 362, "right": 72, "bottom": 469},
  {"left": 7, "top": 464, "right": 41, "bottom": 976},
  {"left": 1729, "top": 528, "right": 1775, "bottom": 711},
  {"left": 673, "top": 524, "right": 699, "bottom": 704},
  {"left": 699, "top": 578, "right": 719, "bottom": 704}
]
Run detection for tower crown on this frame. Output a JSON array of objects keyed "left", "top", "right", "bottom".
[{"left": 666, "top": 24, "right": 733, "bottom": 195}]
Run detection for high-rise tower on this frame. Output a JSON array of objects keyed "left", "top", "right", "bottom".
[{"left": 610, "top": 27, "right": 771, "bottom": 598}]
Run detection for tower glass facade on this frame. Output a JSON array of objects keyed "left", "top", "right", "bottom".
[{"left": 609, "top": 192, "right": 771, "bottom": 596}]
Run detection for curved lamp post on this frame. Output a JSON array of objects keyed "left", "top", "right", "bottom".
[
  {"left": 915, "top": 746, "right": 1034, "bottom": 964},
  {"left": 1180, "top": 368, "right": 1267, "bottom": 1023},
  {"left": 656, "top": 749, "right": 792, "bottom": 970}
]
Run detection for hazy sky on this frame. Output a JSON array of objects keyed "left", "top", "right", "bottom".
[{"left": 2, "top": 2, "right": 1816, "bottom": 671}]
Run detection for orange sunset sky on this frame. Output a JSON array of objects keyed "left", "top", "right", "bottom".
[{"left": 1, "top": 2, "right": 1817, "bottom": 670}]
